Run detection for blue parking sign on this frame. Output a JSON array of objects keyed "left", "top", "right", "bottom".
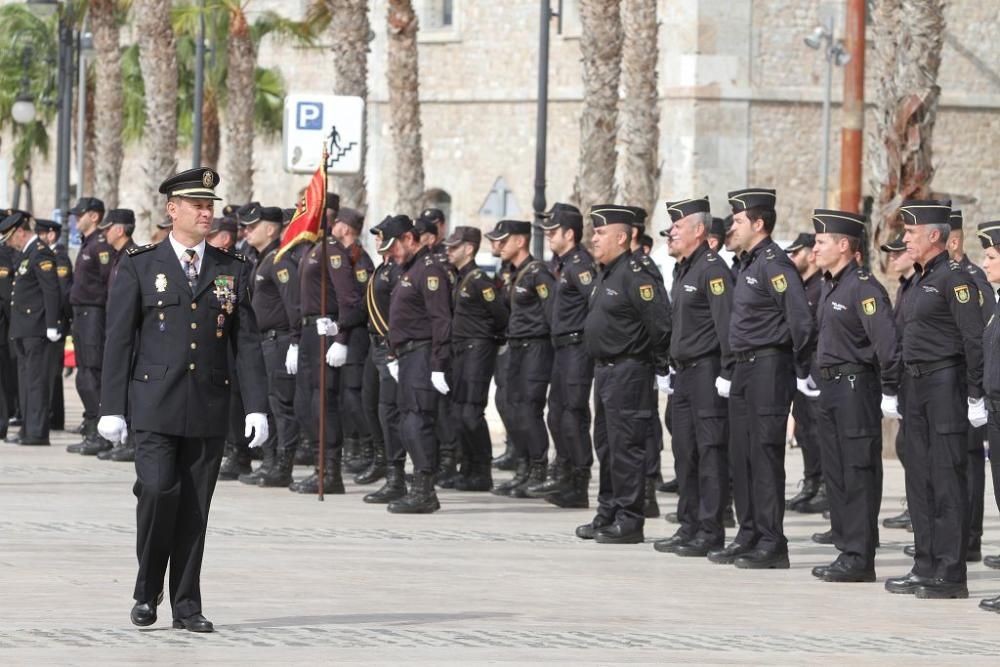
[{"left": 296, "top": 102, "right": 323, "bottom": 130}]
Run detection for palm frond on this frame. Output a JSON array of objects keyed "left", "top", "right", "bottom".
[{"left": 253, "top": 66, "right": 285, "bottom": 138}]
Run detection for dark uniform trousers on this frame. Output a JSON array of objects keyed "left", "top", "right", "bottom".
[
  {"left": 966, "top": 423, "right": 987, "bottom": 551},
  {"left": 792, "top": 392, "right": 822, "bottom": 481},
  {"left": 902, "top": 364, "right": 969, "bottom": 583},
  {"left": 299, "top": 319, "right": 343, "bottom": 459},
  {"left": 507, "top": 338, "right": 554, "bottom": 462},
  {"left": 494, "top": 350, "right": 513, "bottom": 439},
  {"left": 340, "top": 326, "right": 370, "bottom": 442},
  {"left": 71, "top": 305, "right": 105, "bottom": 421},
  {"left": 547, "top": 340, "right": 594, "bottom": 469},
  {"left": 729, "top": 349, "right": 795, "bottom": 552},
  {"left": 594, "top": 357, "right": 654, "bottom": 531},
  {"left": 397, "top": 342, "right": 438, "bottom": 473},
  {"left": 362, "top": 345, "right": 384, "bottom": 460},
  {"left": 370, "top": 340, "right": 404, "bottom": 465},
  {"left": 451, "top": 339, "right": 498, "bottom": 468},
  {"left": 14, "top": 336, "right": 51, "bottom": 440},
  {"left": 261, "top": 331, "right": 297, "bottom": 454},
  {"left": 47, "top": 338, "right": 65, "bottom": 429},
  {"left": 646, "top": 390, "right": 664, "bottom": 478},
  {"left": 671, "top": 357, "right": 728, "bottom": 542},
  {"left": 985, "top": 407, "right": 1000, "bottom": 531},
  {"left": 817, "top": 370, "right": 882, "bottom": 570},
  {"left": 133, "top": 431, "right": 223, "bottom": 618}
]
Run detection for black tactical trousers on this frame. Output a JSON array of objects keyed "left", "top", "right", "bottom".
[
  {"left": 985, "top": 409, "right": 1000, "bottom": 527},
  {"left": 47, "top": 337, "right": 65, "bottom": 429},
  {"left": 370, "top": 341, "right": 404, "bottom": 465},
  {"left": 72, "top": 305, "right": 104, "bottom": 421},
  {"left": 261, "top": 332, "right": 297, "bottom": 453},
  {"left": 966, "top": 423, "right": 987, "bottom": 549},
  {"left": 340, "top": 328, "right": 370, "bottom": 441},
  {"left": 817, "top": 369, "right": 883, "bottom": 571},
  {"left": 594, "top": 357, "right": 654, "bottom": 532},
  {"left": 493, "top": 349, "right": 513, "bottom": 442},
  {"left": 362, "top": 345, "right": 384, "bottom": 457},
  {"left": 451, "top": 339, "right": 498, "bottom": 467},
  {"left": 13, "top": 336, "right": 51, "bottom": 440},
  {"left": 792, "top": 392, "right": 822, "bottom": 481},
  {"left": 671, "top": 357, "right": 728, "bottom": 543},
  {"left": 300, "top": 324, "right": 343, "bottom": 459},
  {"left": 547, "top": 342, "right": 594, "bottom": 469},
  {"left": 397, "top": 343, "right": 439, "bottom": 473},
  {"left": 507, "top": 338, "right": 553, "bottom": 463},
  {"left": 902, "top": 364, "right": 968, "bottom": 583}
]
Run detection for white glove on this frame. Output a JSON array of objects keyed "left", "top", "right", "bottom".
[
  {"left": 97, "top": 415, "right": 128, "bottom": 444},
  {"left": 796, "top": 375, "right": 821, "bottom": 398},
  {"left": 431, "top": 371, "right": 450, "bottom": 395},
  {"left": 497, "top": 343, "right": 509, "bottom": 356},
  {"left": 245, "top": 413, "right": 269, "bottom": 449},
  {"left": 46, "top": 327, "right": 60, "bottom": 342},
  {"left": 656, "top": 374, "right": 672, "bottom": 395},
  {"left": 715, "top": 376, "right": 731, "bottom": 398},
  {"left": 284, "top": 344, "right": 298, "bottom": 375},
  {"left": 315, "top": 317, "right": 339, "bottom": 337},
  {"left": 326, "top": 341, "right": 348, "bottom": 367},
  {"left": 881, "top": 394, "right": 901, "bottom": 419},
  {"left": 968, "top": 397, "right": 988, "bottom": 428},
  {"left": 387, "top": 359, "right": 399, "bottom": 381}
]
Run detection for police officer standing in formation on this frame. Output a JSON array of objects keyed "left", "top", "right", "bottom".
[
  {"left": 34, "top": 217, "right": 72, "bottom": 433},
  {"left": 885, "top": 200, "right": 984, "bottom": 600},
  {"left": 97, "top": 167, "right": 268, "bottom": 633},
  {"left": 710, "top": 189, "right": 816, "bottom": 569},
  {"left": 1, "top": 210, "right": 63, "bottom": 446},
  {"left": 654, "top": 197, "right": 733, "bottom": 557},
  {"left": 809, "top": 209, "right": 900, "bottom": 583},
  {"left": 444, "top": 225, "right": 508, "bottom": 491},
  {"left": 0, "top": 213, "right": 16, "bottom": 438},
  {"left": 577, "top": 205, "right": 671, "bottom": 544}
]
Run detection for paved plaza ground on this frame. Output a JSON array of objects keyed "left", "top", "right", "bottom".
[{"left": 1, "top": 380, "right": 998, "bottom": 664}]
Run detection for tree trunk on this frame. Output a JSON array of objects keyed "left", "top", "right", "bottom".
[
  {"left": 617, "top": 0, "right": 658, "bottom": 213},
  {"left": 133, "top": 0, "right": 178, "bottom": 240},
  {"left": 83, "top": 71, "right": 96, "bottom": 197},
  {"left": 222, "top": 6, "right": 255, "bottom": 204},
  {"left": 327, "top": 0, "right": 370, "bottom": 210},
  {"left": 386, "top": 0, "right": 425, "bottom": 214},
  {"left": 202, "top": 90, "right": 221, "bottom": 170},
  {"left": 574, "top": 0, "right": 622, "bottom": 237},
  {"left": 90, "top": 0, "right": 123, "bottom": 207},
  {"left": 867, "top": 0, "right": 945, "bottom": 274}
]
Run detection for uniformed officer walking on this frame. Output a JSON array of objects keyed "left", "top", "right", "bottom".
[
  {"left": 1, "top": 210, "right": 63, "bottom": 446},
  {"left": 97, "top": 167, "right": 268, "bottom": 632},
  {"left": 709, "top": 188, "right": 816, "bottom": 569},
  {"left": 577, "top": 205, "right": 672, "bottom": 544},
  {"left": 653, "top": 197, "right": 733, "bottom": 557},
  {"left": 885, "top": 200, "right": 984, "bottom": 600},
  {"left": 809, "top": 209, "right": 901, "bottom": 583}
]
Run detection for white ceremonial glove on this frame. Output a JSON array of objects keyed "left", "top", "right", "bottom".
[
  {"left": 326, "top": 342, "right": 348, "bottom": 367},
  {"left": 656, "top": 374, "right": 673, "bottom": 395},
  {"left": 315, "top": 317, "right": 339, "bottom": 337},
  {"left": 796, "top": 375, "right": 821, "bottom": 398},
  {"left": 245, "top": 413, "right": 269, "bottom": 449},
  {"left": 97, "top": 415, "right": 128, "bottom": 444},
  {"left": 497, "top": 343, "right": 509, "bottom": 356},
  {"left": 285, "top": 344, "right": 299, "bottom": 375},
  {"left": 431, "top": 371, "right": 450, "bottom": 395},
  {"left": 387, "top": 359, "right": 399, "bottom": 382},
  {"left": 715, "top": 376, "right": 731, "bottom": 399},
  {"left": 880, "top": 394, "right": 901, "bottom": 419},
  {"left": 968, "top": 397, "right": 988, "bottom": 429},
  {"left": 46, "top": 327, "right": 60, "bottom": 342}
]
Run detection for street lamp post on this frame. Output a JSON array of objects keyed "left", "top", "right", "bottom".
[
  {"left": 531, "top": 0, "right": 555, "bottom": 259},
  {"left": 192, "top": 0, "right": 207, "bottom": 167},
  {"left": 805, "top": 16, "right": 850, "bottom": 208}
]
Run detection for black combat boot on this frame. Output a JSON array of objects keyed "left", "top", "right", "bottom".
[
  {"left": 510, "top": 460, "right": 548, "bottom": 498},
  {"left": 218, "top": 442, "right": 252, "bottom": 480},
  {"left": 491, "top": 457, "right": 529, "bottom": 496},
  {"left": 343, "top": 437, "right": 365, "bottom": 475},
  {"left": 435, "top": 447, "right": 459, "bottom": 488},
  {"left": 239, "top": 441, "right": 276, "bottom": 485},
  {"left": 387, "top": 471, "right": 440, "bottom": 514},
  {"left": 453, "top": 463, "right": 493, "bottom": 492},
  {"left": 492, "top": 441, "right": 517, "bottom": 471},
  {"left": 785, "top": 476, "right": 821, "bottom": 511},
  {"left": 643, "top": 477, "right": 660, "bottom": 518},
  {"left": 525, "top": 460, "right": 571, "bottom": 498},
  {"left": 657, "top": 477, "right": 679, "bottom": 494},
  {"left": 79, "top": 429, "right": 114, "bottom": 456},
  {"left": 364, "top": 463, "right": 407, "bottom": 503},
  {"left": 66, "top": 418, "right": 96, "bottom": 453},
  {"left": 294, "top": 438, "right": 316, "bottom": 467},
  {"left": 798, "top": 481, "right": 829, "bottom": 514},
  {"left": 289, "top": 448, "right": 345, "bottom": 494},
  {"left": 354, "top": 444, "right": 387, "bottom": 485},
  {"left": 545, "top": 467, "right": 590, "bottom": 508},
  {"left": 257, "top": 446, "right": 295, "bottom": 487},
  {"left": 354, "top": 436, "right": 375, "bottom": 473}
]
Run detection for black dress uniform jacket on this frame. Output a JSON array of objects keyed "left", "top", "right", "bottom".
[
  {"left": 506, "top": 255, "right": 555, "bottom": 339},
  {"left": 70, "top": 230, "right": 114, "bottom": 306},
  {"left": 669, "top": 242, "right": 734, "bottom": 378},
  {"left": 389, "top": 246, "right": 452, "bottom": 371},
  {"left": 452, "top": 262, "right": 509, "bottom": 341},
  {"left": 0, "top": 245, "right": 15, "bottom": 334},
  {"left": 298, "top": 237, "right": 363, "bottom": 346},
  {"left": 550, "top": 246, "right": 596, "bottom": 336},
  {"left": 100, "top": 241, "right": 268, "bottom": 436},
  {"left": 53, "top": 244, "right": 73, "bottom": 324},
  {"left": 367, "top": 259, "right": 400, "bottom": 339},
  {"left": 10, "top": 238, "right": 62, "bottom": 338},
  {"left": 984, "top": 292, "right": 1000, "bottom": 402},
  {"left": 252, "top": 243, "right": 289, "bottom": 332}
]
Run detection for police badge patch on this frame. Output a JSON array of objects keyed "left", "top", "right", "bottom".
[
  {"left": 99, "top": 251, "right": 110, "bottom": 265},
  {"left": 639, "top": 284, "right": 654, "bottom": 301},
  {"left": 276, "top": 268, "right": 289, "bottom": 284},
  {"left": 770, "top": 274, "right": 787, "bottom": 293},
  {"left": 57, "top": 266, "right": 69, "bottom": 278},
  {"left": 536, "top": 284, "right": 549, "bottom": 299},
  {"left": 39, "top": 260, "right": 54, "bottom": 272},
  {"left": 355, "top": 269, "right": 368, "bottom": 283},
  {"left": 862, "top": 297, "right": 876, "bottom": 315},
  {"left": 427, "top": 276, "right": 439, "bottom": 291},
  {"left": 579, "top": 271, "right": 592, "bottom": 285},
  {"left": 709, "top": 277, "right": 725, "bottom": 295},
  {"left": 330, "top": 255, "right": 342, "bottom": 269},
  {"left": 155, "top": 274, "right": 168, "bottom": 292},
  {"left": 482, "top": 287, "right": 496, "bottom": 302},
  {"left": 954, "top": 284, "right": 970, "bottom": 304}
]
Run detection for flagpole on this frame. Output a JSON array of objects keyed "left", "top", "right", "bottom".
[{"left": 317, "top": 145, "right": 330, "bottom": 502}]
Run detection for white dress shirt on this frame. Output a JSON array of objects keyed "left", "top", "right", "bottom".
[{"left": 168, "top": 233, "right": 206, "bottom": 274}]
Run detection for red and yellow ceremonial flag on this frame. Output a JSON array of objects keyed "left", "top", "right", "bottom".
[{"left": 274, "top": 148, "right": 328, "bottom": 262}]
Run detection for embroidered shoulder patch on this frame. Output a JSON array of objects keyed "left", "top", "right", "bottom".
[
  {"left": 862, "top": 297, "right": 876, "bottom": 315},
  {"left": 709, "top": 277, "right": 725, "bottom": 295},
  {"left": 770, "top": 274, "right": 787, "bottom": 293}
]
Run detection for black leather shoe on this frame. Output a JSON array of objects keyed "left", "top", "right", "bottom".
[
  {"left": 172, "top": 613, "right": 214, "bottom": 632},
  {"left": 979, "top": 595, "right": 1000, "bottom": 613},
  {"left": 903, "top": 544, "right": 915, "bottom": 558},
  {"left": 915, "top": 579, "right": 968, "bottom": 600},
  {"left": 822, "top": 562, "right": 876, "bottom": 583},
  {"left": 707, "top": 541, "right": 754, "bottom": 564},
  {"left": 811, "top": 562, "right": 835, "bottom": 579},
  {"left": 109, "top": 444, "right": 136, "bottom": 462},
  {"left": 885, "top": 571, "right": 933, "bottom": 595},
  {"left": 18, "top": 437, "right": 50, "bottom": 446},
  {"left": 882, "top": 508, "right": 911, "bottom": 530},
  {"left": 594, "top": 522, "right": 644, "bottom": 544},
  {"left": 811, "top": 529, "right": 834, "bottom": 545},
  {"left": 130, "top": 592, "right": 163, "bottom": 627},
  {"left": 575, "top": 515, "right": 612, "bottom": 540},
  {"left": 657, "top": 477, "right": 678, "bottom": 494},
  {"left": 734, "top": 548, "right": 789, "bottom": 569},
  {"left": 663, "top": 511, "right": 679, "bottom": 524},
  {"left": 652, "top": 532, "right": 691, "bottom": 553},
  {"left": 672, "top": 537, "right": 723, "bottom": 558},
  {"left": 984, "top": 554, "right": 1000, "bottom": 570}
]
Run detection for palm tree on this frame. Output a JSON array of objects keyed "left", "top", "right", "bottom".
[
  {"left": 133, "top": 0, "right": 179, "bottom": 236},
  {"left": 90, "top": 0, "right": 127, "bottom": 208},
  {"left": 573, "top": 0, "right": 622, "bottom": 230},
  {"left": 867, "top": 0, "right": 946, "bottom": 271},
  {"left": 387, "top": 0, "right": 425, "bottom": 214},
  {"left": 223, "top": 2, "right": 256, "bottom": 203},
  {"left": 617, "top": 0, "right": 659, "bottom": 214}
]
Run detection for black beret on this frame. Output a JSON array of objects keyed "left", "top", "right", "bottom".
[
  {"left": 374, "top": 214, "right": 414, "bottom": 252},
  {"left": 70, "top": 197, "right": 105, "bottom": 215},
  {"left": 159, "top": 167, "right": 221, "bottom": 200},
  {"left": 949, "top": 209, "right": 963, "bottom": 231},
  {"left": 665, "top": 196, "right": 711, "bottom": 223},
  {"left": 444, "top": 226, "right": 482, "bottom": 247},
  {"left": 811, "top": 209, "right": 866, "bottom": 238},
  {"left": 484, "top": 219, "right": 532, "bottom": 240},
  {"left": 879, "top": 232, "right": 906, "bottom": 253},
  {"left": 590, "top": 205, "right": 637, "bottom": 228},
  {"left": 728, "top": 188, "right": 776, "bottom": 213},
  {"left": 537, "top": 202, "right": 583, "bottom": 233},
  {"left": 336, "top": 207, "right": 364, "bottom": 233},
  {"left": 417, "top": 207, "right": 445, "bottom": 224},
  {"left": 899, "top": 200, "right": 951, "bottom": 226},
  {"left": 100, "top": 208, "right": 136, "bottom": 229},
  {"left": 237, "top": 202, "right": 262, "bottom": 225},
  {"left": 784, "top": 233, "right": 816, "bottom": 253},
  {"left": 977, "top": 222, "right": 1000, "bottom": 250},
  {"left": 260, "top": 207, "right": 284, "bottom": 224}
]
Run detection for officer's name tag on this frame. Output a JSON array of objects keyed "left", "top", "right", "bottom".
[
  {"left": 832, "top": 302, "right": 847, "bottom": 311},
  {"left": 744, "top": 276, "right": 758, "bottom": 286}
]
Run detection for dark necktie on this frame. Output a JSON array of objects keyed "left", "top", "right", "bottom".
[{"left": 184, "top": 249, "right": 198, "bottom": 291}]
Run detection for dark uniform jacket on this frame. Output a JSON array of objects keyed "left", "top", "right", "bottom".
[
  {"left": 100, "top": 240, "right": 267, "bottom": 437},
  {"left": 367, "top": 259, "right": 401, "bottom": 340},
  {"left": 346, "top": 242, "right": 375, "bottom": 363},
  {"left": 983, "top": 290, "right": 1000, "bottom": 403},
  {"left": 10, "top": 238, "right": 62, "bottom": 339},
  {"left": 0, "top": 245, "right": 15, "bottom": 339},
  {"left": 108, "top": 240, "right": 139, "bottom": 291},
  {"left": 729, "top": 237, "right": 816, "bottom": 378},
  {"left": 297, "top": 237, "right": 363, "bottom": 346},
  {"left": 278, "top": 242, "right": 310, "bottom": 344},
  {"left": 550, "top": 245, "right": 596, "bottom": 338},
  {"left": 584, "top": 250, "right": 672, "bottom": 376},
  {"left": 816, "top": 261, "right": 901, "bottom": 394},
  {"left": 505, "top": 255, "right": 555, "bottom": 339},
  {"left": 70, "top": 230, "right": 114, "bottom": 307},
  {"left": 902, "top": 250, "right": 984, "bottom": 398},
  {"left": 451, "top": 261, "right": 509, "bottom": 342},
  {"left": 388, "top": 246, "right": 452, "bottom": 371},
  {"left": 669, "top": 241, "right": 734, "bottom": 378},
  {"left": 251, "top": 242, "right": 292, "bottom": 333},
  {"left": 960, "top": 255, "right": 996, "bottom": 325},
  {"left": 53, "top": 244, "right": 73, "bottom": 325}
]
